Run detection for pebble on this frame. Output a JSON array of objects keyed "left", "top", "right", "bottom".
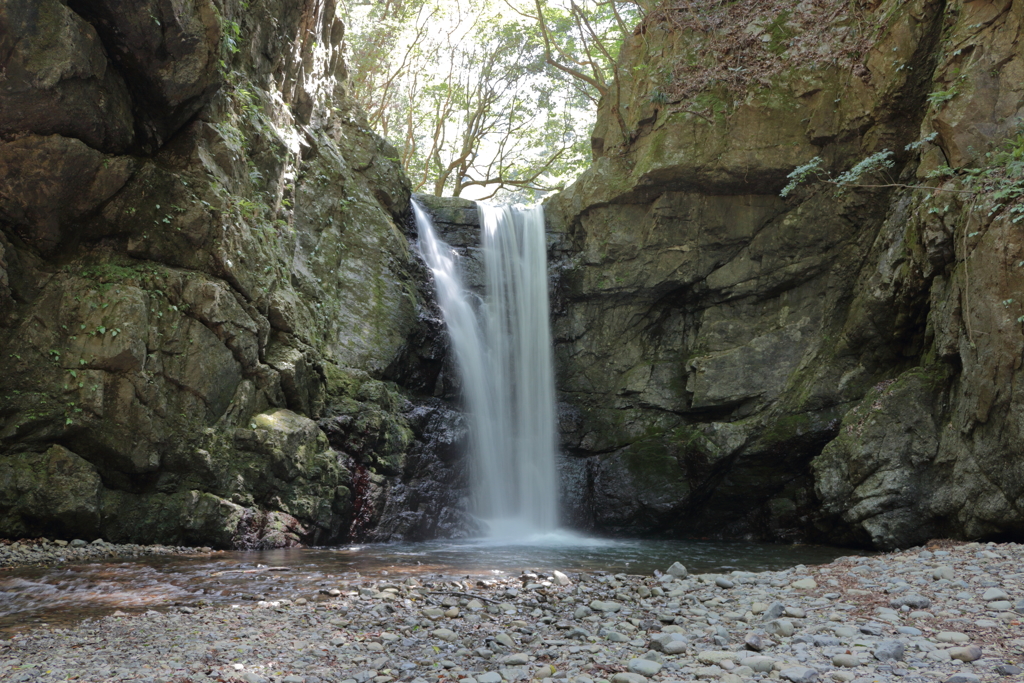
[
  {"left": 0, "top": 537, "right": 211, "bottom": 568},
  {"left": 944, "top": 674, "right": 980, "bottom": 683},
  {"left": 432, "top": 628, "right": 458, "bottom": 642},
  {"left": 741, "top": 655, "right": 776, "bottom": 672},
  {"left": 780, "top": 666, "right": 819, "bottom": 683},
  {"left": 948, "top": 645, "right": 982, "bottom": 662},
  {"left": 873, "top": 639, "right": 905, "bottom": 661},
  {"left": 610, "top": 674, "right": 647, "bottom": 683},
  {"left": 666, "top": 562, "right": 687, "bottom": 578},
  {"left": 832, "top": 653, "right": 860, "bottom": 667},
  {"left": 982, "top": 588, "right": 1009, "bottom": 601},
  {"left": 889, "top": 593, "right": 930, "bottom": 609},
  {"left": 494, "top": 632, "right": 515, "bottom": 648},
  {"left": 1, "top": 541, "right": 1021, "bottom": 683},
  {"left": 626, "top": 658, "right": 662, "bottom": 675}
]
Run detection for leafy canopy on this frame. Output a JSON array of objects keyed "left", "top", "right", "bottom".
[{"left": 341, "top": 0, "right": 640, "bottom": 200}]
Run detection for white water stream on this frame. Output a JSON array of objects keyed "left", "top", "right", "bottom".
[{"left": 413, "top": 201, "right": 559, "bottom": 538}]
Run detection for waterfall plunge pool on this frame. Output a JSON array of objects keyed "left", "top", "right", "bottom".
[
  {"left": 1, "top": 536, "right": 862, "bottom": 635},
  {"left": 1, "top": 206, "right": 869, "bottom": 634}
]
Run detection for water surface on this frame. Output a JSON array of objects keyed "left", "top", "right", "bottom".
[{"left": 1, "top": 535, "right": 861, "bottom": 635}]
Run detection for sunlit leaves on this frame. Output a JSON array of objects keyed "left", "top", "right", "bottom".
[{"left": 341, "top": 0, "right": 636, "bottom": 199}]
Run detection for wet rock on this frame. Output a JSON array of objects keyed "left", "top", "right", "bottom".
[{"left": 666, "top": 562, "right": 687, "bottom": 578}]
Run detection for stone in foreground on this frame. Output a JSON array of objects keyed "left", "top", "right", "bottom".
[{"left": 780, "top": 666, "right": 819, "bottom": 683}]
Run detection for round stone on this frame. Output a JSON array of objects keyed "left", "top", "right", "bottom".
[
  {"left": 832, "top": 654, "right": 860, "bottom": 668},
  {"left": 626, "top": 658, "right": 662, "bottom": 676},
  {"left": 948, "top": 645, "right": 982, "bottom": 662},
  {"left": 740, "top": 656, "right": 776, "bottom": 672}
]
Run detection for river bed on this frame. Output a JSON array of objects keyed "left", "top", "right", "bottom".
[{"left": 1, "top": 535, "right": 857, "bottom": 635}]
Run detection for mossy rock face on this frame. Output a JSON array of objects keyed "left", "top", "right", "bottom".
[
  {"left": 318, "top": 367, "right": 413, "bottom": 477},
  {"left": 811, "top": 367, "right": 952, "bottom": 549},
  {"left": 544, "top": 0, "right": 1024, "bottom": 546},
  {"left": 0, "top": 0, "right": 135, "bottom": 152},
  {"left": 0, "top": 0, "right": 447, "bottom": 547},
  {"left": 590, "top": 440, "right": 692, "bottom": 532},
  {"left": 0, "top": 446, "right": 102, "bottom": 538}
]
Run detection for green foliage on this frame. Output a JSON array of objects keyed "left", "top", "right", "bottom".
[
  {"left": 223, "top": 19, "right": 242, "bottom": 55},
  {"left": 834, "top": 150, "right": 895, "bottom": 186},
  {"left": 971, "top": 125, "right": 1024, "bottom": 223},
  {"left": 926, "top": 88, "right": 958, "bottom": 106},
  {"left": 780, "top": 157, "right": 824, "bottom": 198},
  {"left": 342, "top": 0, "right": 635, "bottom": 199}
]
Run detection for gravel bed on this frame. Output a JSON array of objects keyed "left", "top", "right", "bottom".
[
  {"left": 1, "top": 541, "right": 1022, "bottom": 683},
  {"left": 0, "top": 537, "right": 214, "bottom": 568}
]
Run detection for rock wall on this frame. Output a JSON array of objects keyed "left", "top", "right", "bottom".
[
  {"left": 5, "top": 0, "right": 1023, "bottom": 552},
  {"left": 0, "top": 0, "right": 468, "bottom": 547},
  {"left": 548, "top": 0, "right": 1024, "bottom": 548}
]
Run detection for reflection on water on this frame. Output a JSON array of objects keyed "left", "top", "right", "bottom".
[{"left": 1, "top": 535, "right": 860, "bottom": 635}]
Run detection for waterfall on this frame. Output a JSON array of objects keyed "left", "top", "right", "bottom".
[{"left": 412, "top": 200, "right": 559, "bottom": 538}]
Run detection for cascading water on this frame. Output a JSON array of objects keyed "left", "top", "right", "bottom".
[{"left": 413, "top": 201, "right": 559, "bottom": 538}]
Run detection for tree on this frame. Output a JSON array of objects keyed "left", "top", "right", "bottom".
[
  {"left": 527, "top": 0, "right": 641, "bottom": 142},
  {"left": 342, "top": 0, "right": 635, "bottom": 199}
]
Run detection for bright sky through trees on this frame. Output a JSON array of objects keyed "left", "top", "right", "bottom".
[{"left": 341, "top": 0, "right": 642, "bottom": 201}]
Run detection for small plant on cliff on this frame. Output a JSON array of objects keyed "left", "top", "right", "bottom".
[
  {"left": 780, "top": 150, "right": 895, "bottom": 197},
  {"left": 781, "top": 125, "right": 1024, "bottom": 222}
]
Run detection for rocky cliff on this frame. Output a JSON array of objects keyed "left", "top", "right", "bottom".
[
  {"left": 548, "top": 0, "right": 1024, "bottom": 549},
  {"left": 0, "top": 0, "right": 470, "bottom": 547},
  {"left": 4, "top": 0, "right": 1023, "bottom": 552}
]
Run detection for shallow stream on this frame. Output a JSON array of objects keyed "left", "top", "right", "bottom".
[{"left": 1, "top": 534, "right": 861, "bottom": 636}]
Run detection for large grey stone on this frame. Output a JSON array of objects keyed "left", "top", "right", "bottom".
[
  {"left": 779, "top": 667, "right": 818, "bottom": 683},
  {"left": 873, "top": 640, "right": 906, "bottom": 662},
  {"left": 889, "top": 594, "right": 930, "bottom": 610}
]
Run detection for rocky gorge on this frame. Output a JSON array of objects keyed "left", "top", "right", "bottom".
[{"left": 2, "top": 0, "right": 1024, "bottom": 551}]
